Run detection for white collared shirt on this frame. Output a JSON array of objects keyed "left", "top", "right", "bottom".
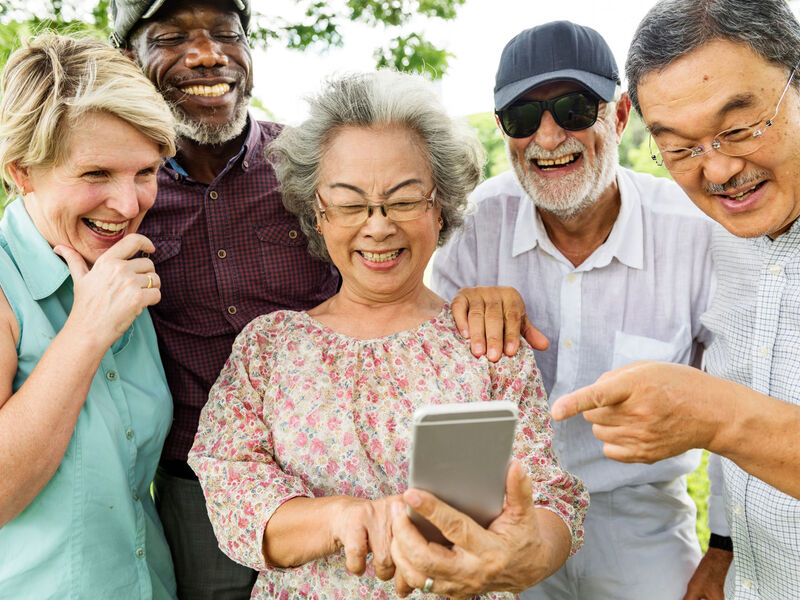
[
  {"left": 702, "top": 223, "right": 800, "bottom": 599},
  {"left": 432, "top": 167, "right": 716, "bottom": 493}
]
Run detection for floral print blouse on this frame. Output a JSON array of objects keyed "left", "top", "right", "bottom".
[{"left": 189, "top": 306, "right": 588, "bottom": 600}]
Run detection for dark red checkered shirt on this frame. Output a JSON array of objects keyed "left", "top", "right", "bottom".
[{"left": 140, "top": 118, "right": 340, "bottom": 462}]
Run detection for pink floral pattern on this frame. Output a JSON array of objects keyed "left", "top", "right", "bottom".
[{"left": 189, "top": 306, "right": 588, "bottom": 599}]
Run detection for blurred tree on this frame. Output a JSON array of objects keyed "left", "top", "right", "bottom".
[
  {"left": 0, "top": 0, "right": 464, "bottom": 78},
  {"left": 467, "top": 112, "right": 509, "bottom": 180},
  {"left": 0, "top": 0, "right": 465, "bottom": 211},
  {"left": 619, "top": 109, "right": 672, "bottom": 178}
]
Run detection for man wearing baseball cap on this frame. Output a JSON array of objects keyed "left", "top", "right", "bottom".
[{"left": 433, "top": 21, "right": 726, "bottom": 599}]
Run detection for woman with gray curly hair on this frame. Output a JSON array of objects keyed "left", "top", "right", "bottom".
[{"left": 189, "top": 71, "right": 587, "bottom": 600}]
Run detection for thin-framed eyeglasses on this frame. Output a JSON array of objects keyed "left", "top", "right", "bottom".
[
  {"left": 649, "top": 59, "right": 800, "bottom": 174},
  {"left": 316, "top": 187, "right": 437, "bottom": 228}
]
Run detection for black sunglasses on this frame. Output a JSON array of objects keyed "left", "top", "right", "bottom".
[{"left": 496, "top": 91, "right": 600, "bottom": 138}]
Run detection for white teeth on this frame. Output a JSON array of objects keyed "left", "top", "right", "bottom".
[
  {"left": 361, "top": 250, "right": 401, "bottom": 262},
  {"left": 181, "top": 83, "right": 230, "bottom": 97},
  {"left": 86, "top": 218, "right": 128, "bottom": 235},
  {"left": 535, "top": 153, "right": 579, "bottom": 167}
]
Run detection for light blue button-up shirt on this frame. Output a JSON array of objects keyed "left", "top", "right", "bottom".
[
  {"left": 703, "top": 222, "right": 800, "bottom": 599},
  {"left": 0, "top": 199, "right": 176, "bottom": 599}
]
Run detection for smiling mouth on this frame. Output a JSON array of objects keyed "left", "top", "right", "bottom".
[
  {"left": 180, "top": 83, "right": 231, "bottom": 97},
  {"left": 721, "top": 181, "right": 766, "bottom": 202},
  {"left": 359, "top": 249, "right": 402, "bottom": 262},
  {"left": 533, "top": 153, "right": 581, "bottom": 170},
  {"left": 83, "top": 218, "right": 128, "bottom": 236}
]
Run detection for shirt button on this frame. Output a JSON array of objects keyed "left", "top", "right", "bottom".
[
  {"left": 135, "top": 547, "right": 145, "bottom": 559},
  {"left": 567, "top": 274, "right": 577, "bottom": 283},
  {"left": 227, "top": 305, "right": 237, "bottom": 315},
  {"left": 132, "top": 490, "right": 140, "bottom": 501},
  {"left": 217, "top": 249, "right": 227, "bottom": 259},
  {"left": 106, "top": 370, "right": 118, "bottom": 381},
  {"left": 173, "top": 173, "right": 179, "bottom": 180},
  {"left": 733, "top": 503, "right": 744, "bottom": 516},
  {"left": 564, "top": 339, "right": 574, "bottom": 349},
  {"left": 288, "top": 230, "right": 298, "bottom": 239},
  {"left": 209, "top": 190, "right": 218, "bottom": 200},
  {"left": 758, "top": 345, "right": 769, "bottom": 358},
  {"left": 125, "top": 429, "right": 134, "bottom": 440},
  {"left": 243, "top": 160, "right": 249, "bottom": 168},
  {"left": 768, "top": 264, "right": 782, "bottom": 275},
  {"left": 741, "top": 579, "right": 753, "bottom": 590}
]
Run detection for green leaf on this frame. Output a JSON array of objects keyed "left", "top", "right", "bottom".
[{"left": 374, "top": 33, "right": 452, "bottom": 79}]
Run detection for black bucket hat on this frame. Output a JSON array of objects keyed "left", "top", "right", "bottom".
[{"left": 110, "top": 0, "right": 251, "bottom": 47}]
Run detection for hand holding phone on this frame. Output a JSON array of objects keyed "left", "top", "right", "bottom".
[{"left": 407, "top": 400, "right": 518, "bottom": 544}]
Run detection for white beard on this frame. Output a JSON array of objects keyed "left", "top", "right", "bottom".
[
  {"left": 509, "top": 116, "right": 619, "bottom": 220},
  {"left": 172, "top": 95, "right": 250, "bottom": 146}
]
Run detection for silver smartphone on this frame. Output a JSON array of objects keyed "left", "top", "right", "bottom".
[{"left": 407, "top": 400, "right": 518, "bottom": 545}]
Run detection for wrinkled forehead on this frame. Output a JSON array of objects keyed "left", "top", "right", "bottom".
[
  {"left": 638, "top": 40, "right": 789, "bottom": 139},
  {"left": 142, "top": 0, "right": 244, "bottom": 32}
]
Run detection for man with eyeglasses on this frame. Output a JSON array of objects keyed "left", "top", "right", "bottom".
[
  {"left": 552, "top": 1, "right": 800, "bottom": 598},
  {"left": 432, "top": 20, "right": 719, "bottom": 600}
]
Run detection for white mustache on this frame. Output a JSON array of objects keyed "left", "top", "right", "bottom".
[{"left": 524, "top": 139, "right": 586, "bottom": 161}]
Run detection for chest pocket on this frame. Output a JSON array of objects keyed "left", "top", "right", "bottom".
[
  {"left": 254, "top": 222, "right": 333, "bottom": 307},
  {"left": 611, "top": 326, "right": 692, "bottom": 370},
  {"left": 255, "top": 221, "right": 307, "bottom": 247},
  {"left": 148, "top": 236, "right": 183, "bottom": 313}
]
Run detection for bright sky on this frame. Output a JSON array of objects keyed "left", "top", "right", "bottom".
[{"left": 252, "top": 0, "right": 663, "bottom": 124}]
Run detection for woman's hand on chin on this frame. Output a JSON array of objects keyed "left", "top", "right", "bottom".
[
  {"left": 55, "top": 234, "right": 160, "bottom": 350},
  {"left": 331, "top": 495, "right": 404, "bottom": 581}
]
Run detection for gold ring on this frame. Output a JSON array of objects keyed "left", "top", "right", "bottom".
[
  {"left": 146, "top": 274, "right": 153, "bottom": 289},
  {"left": 422, "top": 577, "right": 434, "bottom": 593}
]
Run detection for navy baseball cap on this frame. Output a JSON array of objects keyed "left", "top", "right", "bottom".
[
  {"left": 494, "top": 21, "right": 620, "bottom": 110},
  {"left": 110, "top": 0, "right": 250, "bottom": 47}
]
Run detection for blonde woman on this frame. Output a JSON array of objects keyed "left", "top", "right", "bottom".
[{"left": 0, "top": 35, "right": 177, "bottom": 598}]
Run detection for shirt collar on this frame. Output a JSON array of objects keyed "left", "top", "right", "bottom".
[
  {"left": 751, "top": 214, "right": 800, "bottom": 254},
  {"left": 163, "top": 113, "right": 260, "bottom": 178},
  {"left": 1, "top": 199, "right": 70, "bottom": 300},
  {"left": 512, "top": 171, "right": 644, "bottom": 271}
]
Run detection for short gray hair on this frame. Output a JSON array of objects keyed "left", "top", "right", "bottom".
[
  {"left": 268, "top": 71, "right": 486, "bottom": 261},
  {"left": 626, "top": 0, "right": 800, "bottom": 114}
]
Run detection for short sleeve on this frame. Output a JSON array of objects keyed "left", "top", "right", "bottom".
[{"left": 188, "top": 313, "right": 313, "bottom": 571}]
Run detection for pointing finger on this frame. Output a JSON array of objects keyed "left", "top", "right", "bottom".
[{"left": 550, "top": 376, "right": 631, "bottom": 421}]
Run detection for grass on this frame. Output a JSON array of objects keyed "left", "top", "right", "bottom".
[{"left": 687, "top": 450, "right": 711, "bottom": 552}]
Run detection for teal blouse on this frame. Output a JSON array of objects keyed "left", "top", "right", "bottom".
[{"left": 0, "top": 199, "right": 177, "bottom": 599}]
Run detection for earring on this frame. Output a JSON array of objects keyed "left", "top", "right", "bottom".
[
  {"left": 315, "top": 224, "right": 322, "bottom": 234},
  {"left": 437, "top": 217, "right": 444, "bottom": 228}
]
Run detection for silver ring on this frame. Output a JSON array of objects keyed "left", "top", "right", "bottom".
[{"left": 422, "top": 577, "right": 434, "bottom": 593}]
